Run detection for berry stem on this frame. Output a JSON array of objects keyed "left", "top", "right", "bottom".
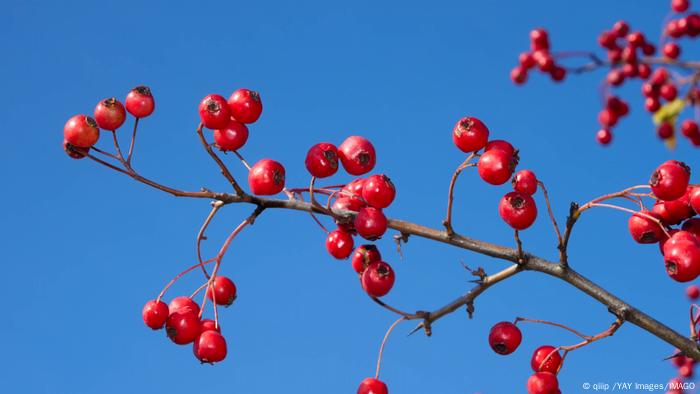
[
  {"left": 537, "top": 181, "right": 563, "bottom": 255},
  {"left": 514, "top": 317, "right": 592, "bottom": 340},
  {"left": 126, "top": 118, "right": 139, "bottom": 166},
  {"left": 589, "top": 202, "right": 671, "bottom": 238},
  {"left": 514, "top": 230, "right": 525, "bottom": 263},
  {"left": 232, "top": 150, "right": 252, "bottom": 171},
  {"left": 443, "top": 153, "right": 478, "bottom": 235},
  {"left": 196, "top": 123, "right": 246, "bottom": 196},
  {"left": 156, "top": 258, "right": 216, "bottom": 302},
  {"left": 110, "top": 130, "right": 126, "bottom": 164},
  {"left": 196, "top": 202, "right": 225, "bottom": 279},
  {"left": 375, "top": 316, "right": 406, "bottom": 379},
  {"left": 371, "top": 297, "right": 414, "bottom": 318}
]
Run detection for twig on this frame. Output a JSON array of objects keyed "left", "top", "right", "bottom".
[{"left": 443, "top": 153, "right": 478, "bottom": 235}]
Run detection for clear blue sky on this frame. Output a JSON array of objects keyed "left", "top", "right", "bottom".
[{"left": 1, "top": 1, "right": 697, "bottom": 393}]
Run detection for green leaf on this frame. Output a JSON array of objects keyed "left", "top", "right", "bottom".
[{"left": 652, "top": 99, "right": 686, "bottom": 125}]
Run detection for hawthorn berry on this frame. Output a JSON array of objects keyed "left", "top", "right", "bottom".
[
  {"left": 628, "top": 210, "right": 665, "bottom": 243},
  {"left": 663, "top": 231, "right": 700, "bottom": 282},
  {"left": 663, "top": 42, "right": 681, "bottom": 59},
  {"left": 638, "top": 63, "right": 652, "bottom": 79},
  {"left": 531, "top": 345, "right": 562, "bottom": 373},
  {"left": 332, "top": 196, "right": 366, "bottom": 213},
  {"left": 227, "top": 88, "right": 262, "bottom": 124},
  {"left": 326, "top": 229, "right": 354, "bottom": 259},
  {"left": 645, "top": 97, "right": 661, "bottom": 113},
  {"left": 485, "top": 140, "right": 516, "bottom": 156},
  {"left": 478, "top": 149, "right": 518, "bottom": 185},
  {"left": 342, "top": 178, "right": 367, "bottom": 201},
  {"left": 673, "top": 0, "right": 690, "bottom": 12},
  {"left": 201, "top": 319, "right": 221, "bottom": 333},
  {"left": 657, "top": 122, "right": 674, "bottom": 140},
  {"left": 550, "top": 66, "right": 566, "bottom": 82},
  {"left": 248, "top": 159, "right": 286, "bottom": 195},
  {"left": 64, "top": 115, "right": 100, "bottom": 148},
  {"left": 488, "top": 322, "right": 522, "bottom": 355},
  {"left": 511, "top": 66, "right": 528, "bottom": 85},
  {"left": 355, "top": 207, "right": 388, "bottom": 240},
  {"left": 305, "top": 142, "right": 339, "bottom": 178},
  {"left": 627, "top": 31, "right": 646, "bottom": 47},
  {"left": 199, "top": 94, "right": 231, "bottom": 130},
  {"left": 362, "top": 174, "right": 396, "bottom": 209},
  {"left": 533, "top": 50, "right": 555, "bottom": 72},
  {"left": 361, "top": 261, "right": 395, "bottom": 297},
  {"left": 166, "top": 311, "right": 201, "bottom": 345},
  {"left": 94, "top": 98, "right": 126, "bottom": 130},
  {"left": 681, "top": 120, "right": 700, "bottom": 138},
  {"left": 142, "top": 300, "right": 169, "bottom": 330},
  {"left": 206, "top": 276, "right": 237, "bottom": 306},
  {"left": 599, "top": 31, "right": 617, "bottom": 49},
  {"left": 351, "top": 244, "right": 382, "bottom": 274},
  {"left": 499, "top": 192, "right": 538, "bottom": 230},
  {"left": 125, "top": 86, "right": 155, "bottom": 118},
  {"left": 169, "top": 296, "right": 201, "bottom": 316},
  {"left": 687, "top": 284, "right": 700, "bottom": 300},
  {"left": 527, "top": 372, "right": 559, "bottom": 394},
  {"left": 452, "top": 117, "right": 489, "bottom": 153},
  {"left": 357, "top": 377, "right": 388, "bottom": 394},
  {"left": 650, "top": 160, "right": 691, "bottom": 201},
  {"left": 338, "top": 136, "right": 376, "bottom": 175},
  {"left": 598, "top": 108, "right": 618, "bottom": 127},
  {"left": 660, "top": 84, "right": 678, "bottom": 101},
  {"left": 63, "top": 140, "right": 89, "bottom": 159},
  {"left": 193, "top": 330, "right": 227, "bottom": 363},
  {"left": 680, "top": 363, "right": 694, "bottom": 378},
  {"left": 519, "top": 52, "right": 536, "bottom": 69},
  {"left": 513, "top": 170, "right": 538, "bottom": 195},
  {"left": 653, "top": 190, "right": 694, "bottom": 225},
  {"left": 642, "top": 43, "right": 656, "bottom": 56},
  {"left": 530, "top": 28, "right": 550, "bottom": 51},
  {"left": 683, "top": 218, "right": 700, "bottom": 238},
  {"left": 214, "top": 119, "right": 249, "bottom": 151},
  {"left": 613, "top": 20, "right": 630, "bottom": 37},
  {"left": 596, "top": 129, "right": 613, "bottom": 145},
  {"left": 607, "top": 69, "right": 624, "bottom": 86}
]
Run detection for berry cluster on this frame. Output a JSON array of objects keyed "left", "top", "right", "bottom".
[
  {"left": 624, "top": 161, "right": 699, "bottom": 282},
  {"left": 511, "top": 28, "right": 566, "bottom": 85},
  {"left": 452, "top": 117, "right": 540, "bottom": 231},
  {"left": 511, "top": 1, "right": 700, "bottom": 148},
  {"left": 488, "top": 321, "right": 564, "bottom": 394}
]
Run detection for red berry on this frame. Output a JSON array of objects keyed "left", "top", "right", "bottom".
[
  {"left": 689, "top": 13, "right": 700, "bottom": 36},
  {"left": 214, "top": 119, "right": 249, "bottom": 151},
  {"left": 361, "top": 261, "right": 395, "bottom": 297},
  {"left": 598, "top": 108, "right": 618, "bottom": 127},
  {"left": 166, "top": 312, "right": 201, "bottom": 345},
  {"left": 527, "top": 372, "right": 559, "bottom": 394},
  {"left": 642, "top": 43, "right": 656, "bottom": 56},
  {"left": 452, "top": 117, "right": 490, "bottom": 153},
  {"left": 63, "top": 140, "right": 89, "bottom": 159},
  {"left": 663, "top": 42, "right": 681, "bottom": 59},
  {"left": 512, "top": 170, "right": 538, "bottom": 195},
  {"left": 351, "top": 244, "right": 382, "bottom": 274},
  {"left": 200, "top": 319, "right": 221, "bottom": 333},
  {"left": 613, "top": 21, "right": 630, "bottom": 37},
  {"left": 598, "top": 30, "right": 617, "bottom": 49},
  {"left": 549, "top": 66, "right": 566, "bottom": 82},
  {"left": 661, "top": 83, "right": 678, "bottom": 101},
  {"left": 485, "top": 140, "right": 516, "bottom": 156},
  {"left": 627, "top": 31, "right": 646, "bottom": 47},
  {"left": 357, "top": 378, "right": 388, "bottom": 394},
  {"left": 519, "top": 52, "right": 536, "bottom": 69},
  {"left": 657, "top": 122, "right": 674, "bottom": 139},
  {"left": 305, "top": 142, "right": 339, "bottom": 178},
  {"left": 673, "top": 0, "right": 690, "bottom": 12},
  {"left": 488, "top": 321, "right": 522, "bottom": 355},
  {"left": 326, "top": 229, "right": 354, "bottom": 259},
  {"left": 607, "top": 96, "right": 629, "bottom": 117},
  {"left": 362, "top": 174, "right": 396, "bottom": 209},
  {"left": 650, "top": 160, "right": 691, "bottom": 201},
  {"left": 169, "top": 296, "right": 200, "bottom": 316},
  {"left": 530, "top": 28, "right": 550, "bottom": 51},
  {"left": 621, "top": 45, "right": 637, "bottom": 63},
  {"left": 622, "top": 62, "right": 638, "bottom": 78},
  {"left": 531, "top": 345, "right": 562, "bottom": 373},
  {"left": 342, "top": 178, "right": 367, "bottom": 201},
  {"left": 227, "top": 88, "right": 262, "bottom": 124},
  {"left": 608, "top": 48, "right": 622, "bottom": 63},
  {"left": 683, "top": 218, "right": 700, "bottom": 239},
  {"left": 499, "top": 191, "right": 538, "bottom": 230},
  {"left": 142, "top": 300, "right": 169, "bottom": 330},
  {"left": 663, "top": 231, "right": 700, "bottom": 282},
  {"left": 338, "top": 136, "right": 377, "bottom": 175},
  {"left": 532, "top": 50, "right": 554, "bottom": 72},
  {"left": 651, "top": 68, "right": 670, "bottom": 85},
  {"left": 628, "top": 210, "right": 665, "bottom": 243},
  {"left": 511, "top": 66, "right": 528, "bottom": 85},
  {"left": 125, "top": 86, "right": 155, "bottom": 118},
  {"left": 680, "top": 363, "right": 694, "bottom": 378},
  {"left": 653, "top": 190, "right": 694, "bottom": 225},
  {"left": 642, "top": 82, "right": 658, "bottom": 98},
  {"left": 681, "top": 120, "right": 700, "bottom": 137},
  {"left": 206, "top": 276, "right": 237, "bottom": 306},
  {"left": 332, "top": 196, "right": 366, "bottom": 233},
  {"left": 607, "top": 69, "right": 624, "bottom": 86},
  {"left": 248, "top": 159, "right": 286, "bottom": 195},
  {"left": 638, "top": 63, "right": 652, "bottom": 79},
  {"left": 193, "top": 330, "right": 227, "bottom": 363},
  {"left": 64, "top": 115, "right": 100, "bottom": 148},
  {"left": 596, "top": 129, "right": 613, "bottom": 145},
  {"left": 478, "top": 149, "right": 518, "bottom": 185},
  {"left": 354, "top": 207, "right": 388, "bottom": 240},
  {"left": 687, "top": 284, "right": 700, "bottom": 300},
  {"left": 198, "top": 94, "right": 231, "bottom": 130},
  {"left": 645, "top": 97, "right": 661, "bottom": 113},
  {"left": 94, "top": 98, "right": 126, "bottom": 130}
]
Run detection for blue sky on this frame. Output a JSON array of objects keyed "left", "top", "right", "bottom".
[{"left": 1, "top": 1, "right": 698, "bottom": 393}]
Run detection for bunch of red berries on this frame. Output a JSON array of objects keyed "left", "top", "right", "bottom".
[
  {"left": 488, "top": 322, "right": 563, "bottom": 394},
  {"left": 142, "top": 275, "right": 236, "bottom": 364},
  {"left": 511, "top": 28, "right": 566, "bottom": 85},
  {"left": 302, "top": 136, "right": 397, "bottom": 299},
  {"left": 626, "top": 161, "right": 700, "bottom": 282},
  {"left": 63, "top": 86, "right": 155, "bottom": 158},
  {"left": 452, "top": 117, "right": 540, "bottom": 231},
  {"left": 666, "top": 0, "right": 700, "bottom": 39}
]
